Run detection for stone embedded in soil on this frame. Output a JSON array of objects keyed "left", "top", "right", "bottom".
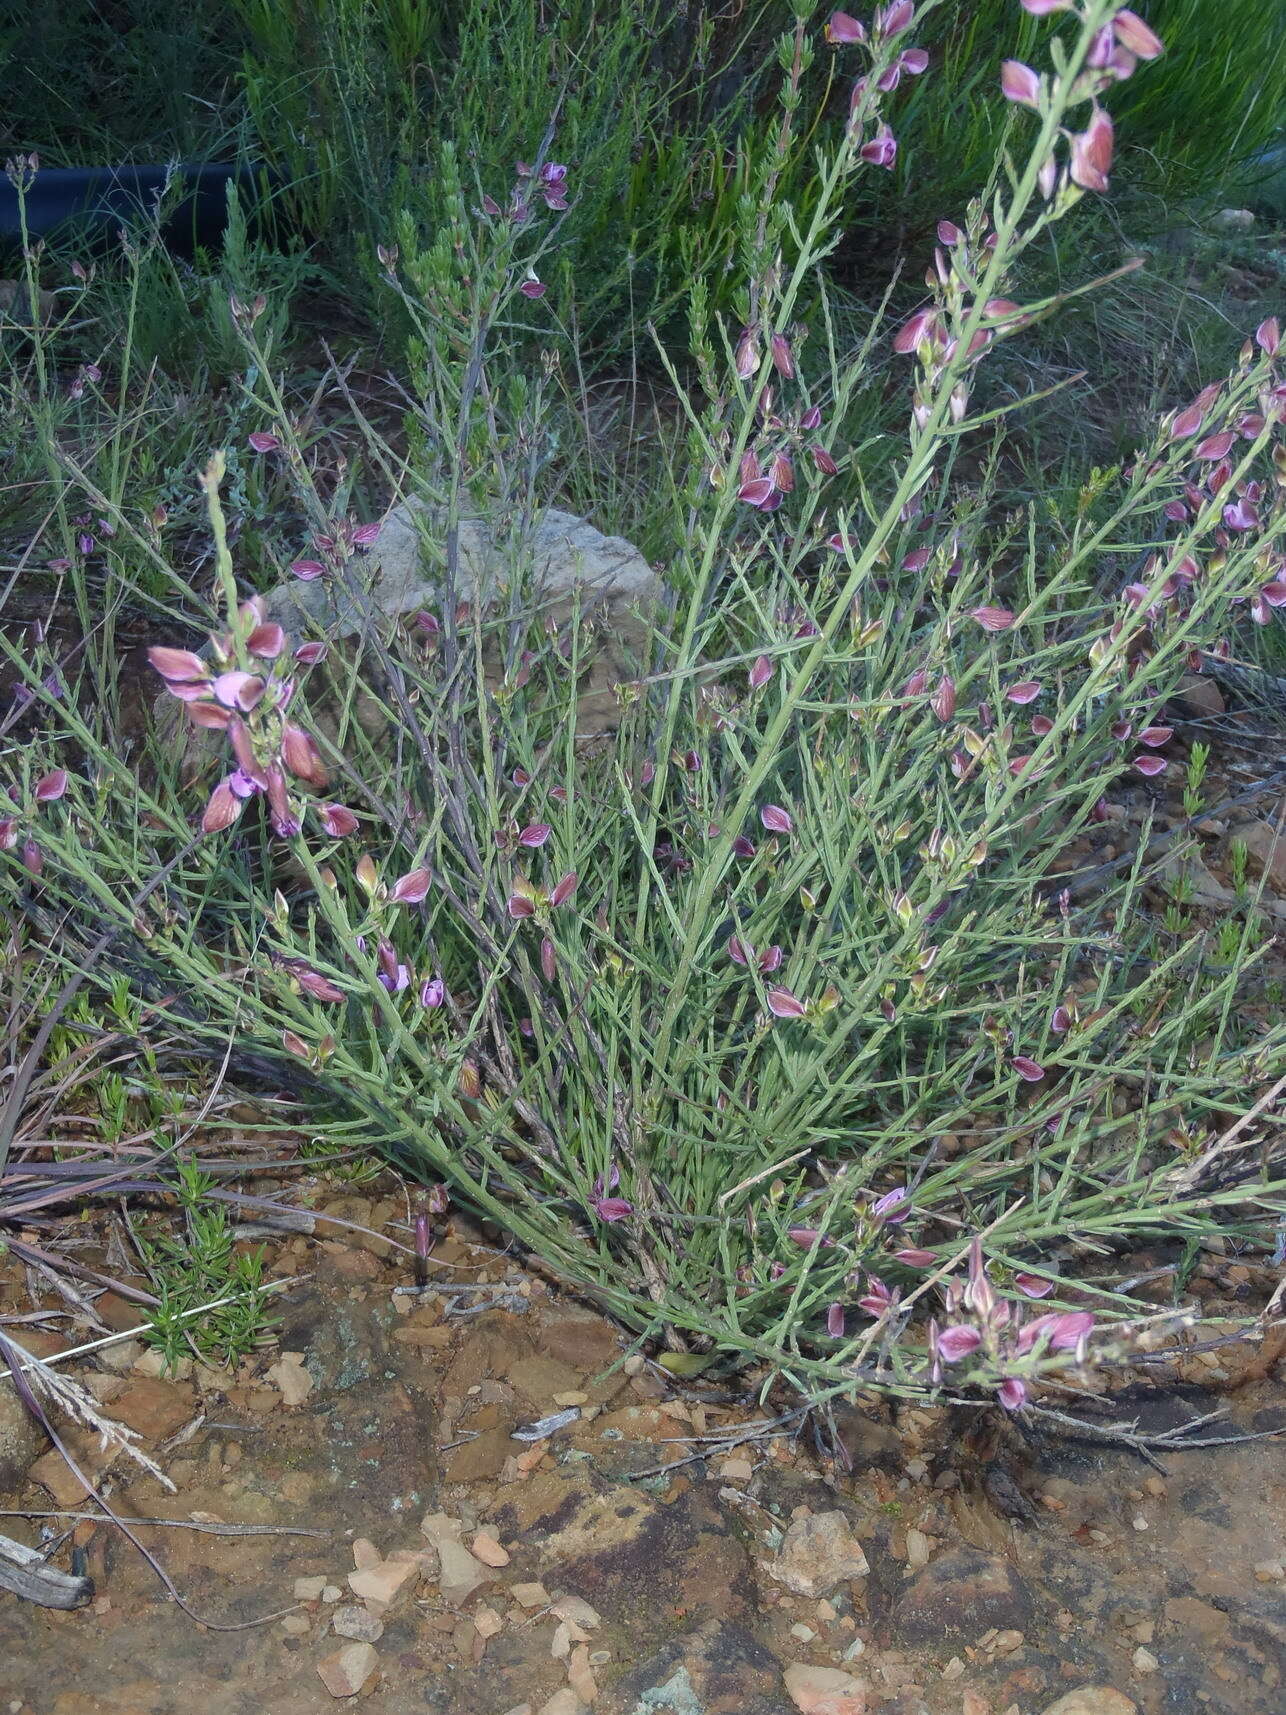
[
  {"left": 29, "top": 1442, "right": 117, "bottom": 1507},
  {"left": 295, "top": 1575, "right": 328, "bottom": 1600},
  {"left": 783, "top": 1662, "right": 869, "bottom": 1715},
  {"left": 0, "top": 1379, "right": 48, "bottom": 1494},
  {"left": 1040, "top": 1691, "right": 1138, "bottom": 1715},
  {"left": 603, "top": 1618, "right": 791, "bottom": 1715},
  {"left": 316, "top": 1640, "right": 378, "bottom": 1698},
  {"left": 442, "top": 1425, "right": 515, "bottom": 1484},
  {"left": 891, "top": 1548, "right": 1034, "bottom": 1645},
  {"left": 347, "top": 1554, "right": 422, "bottom": 1607},
  {"left": 267, "top": 1351, "right": 314, "bottom": 1407},
  {"left": 535, "top": 1690, "right": 588, "bottom": 1715},
  {"left": 331, "top": 1604, "right": 384, "bottom": 1642},
  {"left": 470, "top": 1530, "right": 510, "bottom": 1567},
  {"left": 768, "top": 1510, "right": 870, "bottom": 1598},
  {"left": 435, "top": 1538, "right": 490, "bottom": 1606},
  {"left": 106, "top": 1376, "right": 195, "bottom": 1440}
]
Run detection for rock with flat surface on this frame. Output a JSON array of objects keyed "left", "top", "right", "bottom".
[
  {"left": 768, "top": 1510, "right": 870, "bottom": 1598},
  {"left": 892, "top": 1547, "right": 1033, "bottom": 1644},
  {"left": 316, "top": 1640, "right": 378, "bottom": 1697},
  {"left": 784, "top": 1662, "right": 869, "bottom": 1714},
  {"left": 263, "top": 502, "right": 663, "bottom": 740},
  {"left": 1041, "top": 1691, "right": 1138, "bottom": 1715}
]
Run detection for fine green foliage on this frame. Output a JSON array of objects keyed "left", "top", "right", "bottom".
[{"left": 5, "top": 2, "right": 1284, "bottom": 1411}]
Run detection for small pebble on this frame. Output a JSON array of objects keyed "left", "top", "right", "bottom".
[
  {"left": 1134, "top": 1647, "right": 1160, "bottom": 1674},
  {"left": 294, "top": 1576, "right": 327, "bottom": 1601},
  {"left": 790, "top": 1623, "right": 815, "bottom": 1643},
  {"left": 322, "top": 1584, "right": 343, "bottom": 1603}
]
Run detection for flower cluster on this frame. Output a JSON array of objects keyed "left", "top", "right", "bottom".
[
  {"left": 150, "top": 601, "right": 338, "bottom": 838},
  {"left": 927, "top": 1239, "right": 1095, "bottom": 1410},
  {"left": 0, "top": 767, "right": 67, "bottom": 875}
]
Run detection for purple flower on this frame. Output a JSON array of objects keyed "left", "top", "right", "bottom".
[
  {"left": 760, "top": 803, "right": 793, "bottom": 835},
  {"left": 1013, "top": 1273, "right": 1054, "bottom": 1299},
  {"left": 767, "top": 986, "right": 807, "bottom": 1019},
  {"left": 998, "top": 1377, "right": 1028, "bottom": 1411},
  {"left": 419, "top": 976, "right": 445, "bottom": 1008},
  {"left": 589, "top": 1166, "right": 632, "bottom": 1222},
  {"left": 248, "top": 431, "right": 281, "bottom": 453},
  {"left": 871, "top": 1187, "right": 910, "bottom": 1225},
  {"left": 935, "top": 1323, "right": 982, "bottom": 1362}
]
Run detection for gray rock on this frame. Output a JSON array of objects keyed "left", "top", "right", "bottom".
[
  {"left": 263, "top": 501, "right": 663, "bottom": 739},
  {"left": 0, "top": 1379, "right": 47, "bottom": 1495},
  {"left": 167, "top": 502, "right": 663, "bottom": 772}
]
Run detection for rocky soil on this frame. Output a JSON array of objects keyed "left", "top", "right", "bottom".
[{"left": 1, "top": 1191, "right": 1283, "bottom": 1715}]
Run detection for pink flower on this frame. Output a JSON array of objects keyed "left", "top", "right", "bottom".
[
  {"left": 1014, "top": 1273, "right": 1054, "bottom": 1299},
  {"left": 519, "top": 276, "right": 547, "bottom": 299},
  {"left": 858, "top": 1275, "right": 896, "bottom": 1316},
  {"left": 859, "top": 124, "right": 898, "bottom": 169},
  {"left": 295, "top": 640, "right": 328, "bottom": 665},
  {"left": 998, "top": 1377, "right": 1028, "bottom": 1411},
  {"left": 1069, "top": 105, "right": 1114, "bottom": 193},
  {"left": 148, "top": 646, "right": 209, "bottom": 683},
  {"left": 281, "top": 722, "right": 326, "bottom": 786},
  {"left": 518, "top": 822, "right": 552, "bottom": 848},
  {"left": 319, "top": 803, "right": 359, "bottom": 837},
  {"left": 1195, "top": 430, "right": 1236, "bottom": 461},
  {"left": 391, "top": 867, "right": 432, "bottom": 904},
  {"left": 1050, "top": 1005, "right": 1072, "bottom": 1034},
  {"left": 589, "top": 1167, "right": 632, "bottom": 1222},
  {"left": 1012, "top": 1056, "right": 1045, "bottom": 1082},
  {"left": 550, "top": 871, "right": 578, "bottom": 907},
  {"left": 295, "top": 967, "right": 346, "bottom": 1003},
  {"left": 810, "top": 444, "right": 839, "bottom": 476},
  {"left": 1018, "top": 1310, "right": 1094, "bottom": 1354},
  {"left": 761, "top": 803, "right": 793, "bottom": 834},
  {"left": 1256, "top": 316, "right": 1281, "bottom": 357},
  {"left": 930, "top": 674, "right": 956, "bottom": 722},
  {"left": 748, "top": 654, "right": 775, "bottom": 690},
  {"left": 825, "top": 10, "right": 866, "bottom": 43},
  {"left": 1133, "top": 754, "right": 1167, "bottom": 777},
  {"left": 34, "top": 769, "right": 67, "bottom": 803},
  {"left": 202, "top": 777, "right": 244, "bottom": 834},
  {"left": 767, "top": 986, "right": 807, "bottom": 1019},
  {"left": 507, "top": 892, "right": 536, "bottom": 919},
  {"left": 971, "top": 605, "right": 1015, "bottom": 632},
  {"left": 1006, "top": 680, "right": 1042, "bottom": 704},
  {"left": 212, "top": 670, "right": 266, "bottom": 711},
  {"left": 351, "top": 521, "right": 381, "bottom": 548},
  {"left": 248, "top": 431, "right": 281, "bottom": 453},
  {"left": 1112, "top": 8, "right": 1164, "bottom": 59},
  {"left": 738, "top": 475, "right": 779, "bottom": 509},
  {"left": 245, "top": 621, "right": 286, "bottom": 659},
  {"left": 771, "top": 333, "right": 795, "bottom": 378},
  {"left": 936, "top": 1324, "right": 982, "bottom": 1363},
  {"left": 726, "top": 935, "right": 751, "bottom": 966},
  {"left": 893, "top": 307, "right": 942, "bottom": 355},
  {"left": 893, "top": 1248, "right": 936, "bottom": 1267},
  {"left": 876, "top": 0, "right": 914, "bottom": 37},
  {"left": 289, "top": 558, "right": 327, "bottom": 581},
  {"left": 826, "top": 1302, "right": 846, "bottom": 1338},
  {"left": 787, "top": 1226, "right": 833, "bottom": 1248},
  {"left": 1000, "top": 60, "right": 1041, "bottom": 106},
  {"left": 540, "top": 936, "right": 557, "bottom": 981}
]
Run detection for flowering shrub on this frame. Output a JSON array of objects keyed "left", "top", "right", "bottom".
[{"left": 5, "top": 1, "right": 1285, "bottom": 1412}]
